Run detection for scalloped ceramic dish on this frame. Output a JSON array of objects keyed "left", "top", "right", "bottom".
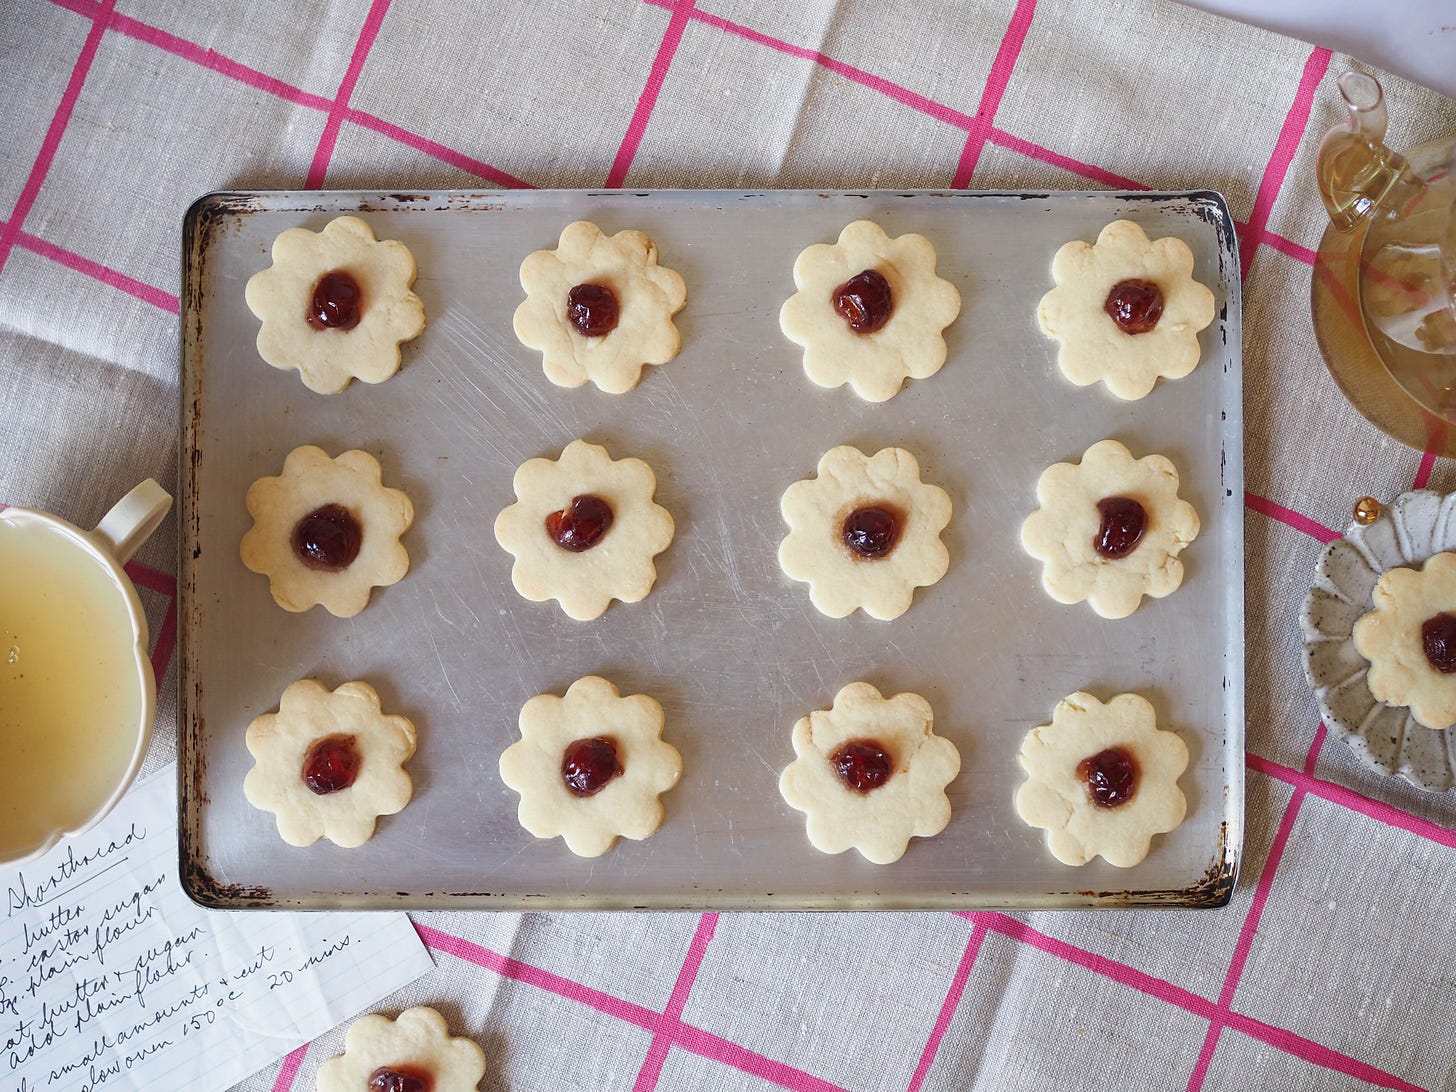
[{"left": 1301, "top": 489, "right": 1456, "bottom": 792}]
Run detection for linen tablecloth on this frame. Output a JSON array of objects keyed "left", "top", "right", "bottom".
[{"left": 4, "top": 0, "right": 1456, "bottom": 1089}]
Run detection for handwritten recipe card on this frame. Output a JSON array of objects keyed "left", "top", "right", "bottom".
[{"left": 2, "top": 766, "right": 433, "bottom": 1091}]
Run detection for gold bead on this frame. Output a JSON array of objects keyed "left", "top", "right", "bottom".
[{"left": 1353, "top": 496, "right": 1381, "bottom": 525}]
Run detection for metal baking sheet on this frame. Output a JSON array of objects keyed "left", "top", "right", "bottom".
[{"left": 179, "top": 189, "right": 1243, "bottom": 910}]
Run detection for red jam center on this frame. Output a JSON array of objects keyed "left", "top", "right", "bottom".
[
  {"left": 368, "top": 1066, "right": 433, "bottom": 1092},
  {"left": 1422, "top": 613, "right": 1456, "bottom": 673},
  {"left": 832, "top": 269, "right": 893, "bottom": 334},
  {"left": 1103, "top": 279, "right": 1164, "bottom": 334},
  {"left": 562, "top": 737, "right": 623, "bottom": 797},
  {"left": 842, "top": 505, "right": 900, "bottom": 559},
  {"left": 567, "top": 283, "right": 620, "bottom": 337},
  {"left": 831, "top": 739, "right": 893, "bottom": 794},
  {"left": 302, "top": 734, "right": 361, "bottom": 795},
  {"left": 1094, "top": 496, "right": 1147, "bottom": 560},
  {"left": 1076, "top": 746, "right": 1139, "bottom": 808},
  {"left": 292, "top": 504, "right": 363, "bottom": 571},
  {"left": 308, "top": 270, "right": 363, "bottom": 330},
  {"left": 545, "top": 494, "right": 614, "bottom": 552}
]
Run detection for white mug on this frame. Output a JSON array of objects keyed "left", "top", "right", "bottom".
[{"left": 0, "top": 480, "right": 172, "bottom": 866}]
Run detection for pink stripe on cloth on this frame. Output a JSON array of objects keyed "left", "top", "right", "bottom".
[
  {"left": 124, "top": 562, "right": 178, "bottom": 596},
  {"left": 1260, "top": 229, "right": 1317, "bottom": 266},
  {"left": 1239, "top": 47, "right": 1332, "bottom": 275},
  {"left": 270, "top": 1044, "right": 309, "bottom": 1092},
  {"left": 632, "top": 912, "right": 718, "bottom": 1092},
  {"left": 1414, "top": 447, "right": 1439, "bottom": 490},
  {"left": 952, "top": 0, "right": 1036, "bottom": 187},
  {"left": 906, "top": 921, "right": 986, "bottom": 1092},
  {"left": 1221, "top": 1012, "right": 1426, "bottom": 1092},
  {"left": 0, "top": 0, "right": 115, "bottom": 279},
  {"left": 607, "top": 0, "right": 696, "bottom": 187},
  {"left": 306, "top": 0, "right": 393, "bottom": 189},
  {"left": 668, "top": 1023, "right": 852, "bottom": 1092},
  {"left": 16, "top": 228, "right": 180, "bottom": 312},
  {"left": 1248, "top": 752, "right": 1456, "bottom": 849},
  {"left": 147, "top": 592, "right": 178, "bottom": 683},
  {"left": 986, "top": 128, "right": 1148, "bottom": 190},
  {"left": 346, "top": 108, "right": 534, "bottom": 188},
  {"left": 1244, "top": 490, "right": 1341, "bottom": 544}
]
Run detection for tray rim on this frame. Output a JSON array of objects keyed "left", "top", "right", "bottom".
[{"left": 177, "top": 187, "right": 1245, "bottom": 912}]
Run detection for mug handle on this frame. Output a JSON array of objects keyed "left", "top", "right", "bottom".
[{"left": 93, "top": 479, "right": 173, "bottom": 565}]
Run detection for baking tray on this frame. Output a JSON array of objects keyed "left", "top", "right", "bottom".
[{"left": 179, "top": 189, "right": 1243, "bottom": 910}]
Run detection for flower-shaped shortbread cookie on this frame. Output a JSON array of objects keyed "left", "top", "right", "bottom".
[
  {"left": 779, "top": 445, "right": 951, "bottom": 620},
  {"left": 1352, "top": 551, "right": 1456, "bottom": 730},
  {"left": 780, "top": 220, "right": 961, "bottom": 402},
  {"left": 493, "top": 439, "right": 674, "bottom": 620},
  {"left": 241, "top": 445, "right": 413, "bottom": 617},
  {"left": 1037, "top": 219, "right": 1216, "bottom": 400},
  {"left": 1014, "top": 691, "right": 1189, "bottom": 867},
  {"left": 512, "top": 220, "right": 687, "bottom": 393},
  {"left": 317, "top": 1006, "right": 486, "bottom": 1092},
  {"left": 243, "top": 679, "right": 417, "bottom": 848},
  {"left": 499, "top": 676, "right": 682, "bottom": 857},
  {"left": 244, "top": 215, "right": 425, "bottom": 394},
  {"left": 1020, "top": 439, "right": 1199, "bottom": 619},
  {"left": 778, "top": 682, "right": 960, "bottom": 864}
]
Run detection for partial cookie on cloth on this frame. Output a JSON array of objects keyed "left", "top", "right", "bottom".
[
  {"left": 1014, "top": 691, "right": 1188, "bottom": 867},
  {"left": 778, "top": 445, "right": 952, "bottom": 620},
  {"left": 244, "top": 215, "right": 425, "bottom": 394},
  {"left": 240, "top": 445, "right": 413, "bottom": 617},
  {"left": 243, "top": 679, "right": 417, "bottom": 849},
  {"left": 1352, "top": 551, "right": 1456, "bottom": 730},
  {"left": 493, "top": 439, "right": 674, "bottom": 621},
  {"left": 778, "top": 682, "right": 961, "bottom": 864},
  {"left": 1037, "top": 219, "right": 1215, "bottom": 400},
  {"left": 498, "top": 676, "right": 682, "bottom": 858},
  {"left": 779, "top": 220, "right": 961, "bottom": 402},
  {"left": 316, "top": 1006, "right": 486, "bottom": 1092},
  {"left": 513, "top": 220, "right": 687, "bottom": 393},
  {"left": 1020, "top": 438, "right": 1199, "bottom": 619}
]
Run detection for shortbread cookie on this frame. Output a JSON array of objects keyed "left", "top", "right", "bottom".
[
  {"left": 1037, "top": 219, "right": 1216, "bottom": 400},
  {"left": 316, "top": 1007, "right": 486, "bottom": 1092},
  {"left": 778, "top": 682, "right": 960, "bottom": 864},
  {"left": 498, "top": 676, "right": 682, "bottom": 857},
  {"left": 778, "top": 445, "right": 951, "bottom": 620},
  {"left": 243, "top": 679, "right": 416, "bottom": 848},
  {"left": 240, "top": 445, "right": 413, "bottom": 617},
  {"left": 1352, "top": 551, "right": 1456, "bottom": 729},
  {"left": 513, "top": 220, "right": 687, "bottom": 393},
  {"left": 1020, "top": 439, "right": 1199, "bottom": 619},
  {"left": 244, "top": 215, "right": 425, "bottom": 394},
  {"left": 493, "top": 439, "right": 674, "bottom": 620},
  {"left": 1014, "top": 691, "right": 1189, "bottom": 867},
  {"left": 779, "top": 220, "right": 961, "bottom": 402}
]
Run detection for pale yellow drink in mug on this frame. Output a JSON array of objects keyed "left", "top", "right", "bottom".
[{"left": 0, "top": 481, "right": 171, "bottom": 865}]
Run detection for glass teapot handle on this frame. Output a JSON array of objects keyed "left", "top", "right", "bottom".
[{"left": 1316, "top": 72, "right": 1415, "bottom": 232}]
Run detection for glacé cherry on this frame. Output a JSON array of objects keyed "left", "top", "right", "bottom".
[
  {"left": 368, "top": 1066, "right": 433, "bottom": 1092},
  {"left": 308, "top": 270, "right": 363, "bottom": 331},
  {"left": 1094, "top": 496, "right": 1146, "bottom": 560},
  {"left": 1076, "top": 746, "right": 1139, "bottom": 808},
  {"left": 567, "top": 283, "right": 620, "bottom": 337},
  {"left": 832, "top": 269, "right": 893, "bottom": 334},
  {"left": 292, "top": 504, "right": 363, "bottom": 571},
  {"left": 831, "top": 739, "right": 893, "bottom": 793},
  {"left": 545, "top": 494, "right": 613, "bottom": 552},
  {"left": 1422, "top": 613, "right": 1456, "bottom": 673},
  {"left": 302, "top": 734, "right": 361, "bottom": 795},
  {"left": 842, "top": 505, "right": 900, "bottom": 559},
  {"left": 561, "top": 737, "right": 623, "bottom": 797},
  {"left": 1103, "top": 279, "right": 1164, "bottom": 334}
]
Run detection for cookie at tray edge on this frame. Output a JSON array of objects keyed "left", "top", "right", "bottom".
[
  {"left": 1352, "top": 551, "right": 1456, "bottom": 730},
  {"left": 244, "top": 215, "right": 425, "bottom": 394},
  {"left": 1014, "top": 690, "right": 1189, "bottom": 867},
  {"left": 498, "top": 676, "right": 682, "bottom": 858},
  {"left": 779, "top": 219, "right": 960, "bottom": 402},
  {"left": 1037, "top": 219, "right": 1215, "bottom": 400},
  {"left": 778, "top": 681, "right": 960, "bottom": 864},
  {"left": 316, "top": 1006, "right": 486, "bottom": 1092}
]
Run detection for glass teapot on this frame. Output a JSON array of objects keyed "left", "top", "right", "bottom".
[{"left": 1312, "top": 72, "right": 1456, "bottom": 451}]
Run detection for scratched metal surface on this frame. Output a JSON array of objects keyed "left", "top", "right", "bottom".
[{"left": 179, "top": 189, "right": 1243, "bottom": 910}]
